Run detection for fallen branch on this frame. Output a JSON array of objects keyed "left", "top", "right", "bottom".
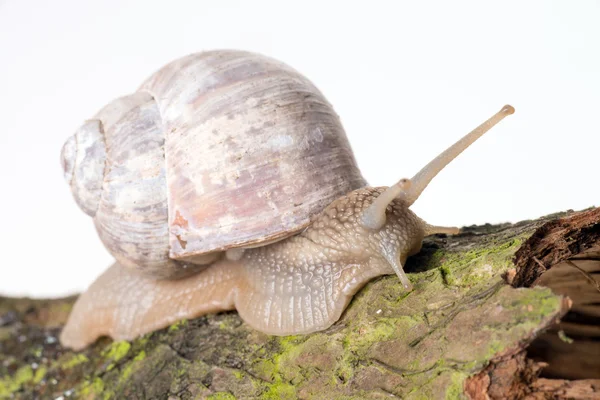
[{"left": 0, "top": 208, "right": 598, "bottom": 399}]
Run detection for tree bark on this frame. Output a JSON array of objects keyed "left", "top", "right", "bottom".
[{"left": 1, "top": 208, "right": 599, "bottom": 400}]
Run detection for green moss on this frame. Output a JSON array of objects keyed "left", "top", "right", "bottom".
[
  {"left": 79, "top": 377, "right": 105, "bottom": 397},
  {"left": 273, "top": 336, "right": 304, "bottom": 373},
  {"left": 251, "top": 336, "right": 312, "bottom": 397},
  {"left": 133, "top": 350, "right": 147, "bottom": 361},
  {"left": 104, "top": 341, "right": 132, "bottom": 371},
  {"left": 206, "top": 392, "right": 236, "bottom": 400},
  {"left": 135, "top": 336, "right": 150, "bottom": 348},
  {"left": 61, "top": 353, "right": 89, "bottom": 370},
  {"left": 511, "top": 287, "right": 561, "bottom": 325},
  {"left": 432, "top": 236, "right": 527, "bottom": 288},
  {"left": 0, "top": 365, "right": 34, "bottom": 397},
  {"left": 334, "top": 357, "right": 354, "bottom": 386},
  {"left": 336, "top": 316, "right": 420, "bottom": 386},
  {"left": 445, "top": 372, "right": 468, "bottom": 400},
  {"left": 232, "top": 370, "right": 244, "bottom": 380},
  {"left": 103, "top": 391, "right": 115, "bottom": 400},
  {"left": 0, "top": 365, "right": 46, "bottom": 398},
  {"left": 261, "top": 382, "right": 296, "bottom": 400},
  {"left": 32, "top": 366, "right": 46, "bottom": 385},
  {"left": 277, "top": 335, "right": 302, "bottom": 350},
  {"left": 476, "top": 287, "right": 561, "bottom": 363},
  {"left": 517, "top": 287, "right": 561, "bottom": 318},
  {"left": 344, "top": 316, "right": 419, "bottom": 355},
  {"left": 103, "top": 340, "right": 131, "bottom": 362},
  {"left": 440, "top": 264, "right": 455, "bottom": 285},
  {"left": 168, "top": 319, "right": 188, "bottom": 332},
  {"left": 484, "top": 340, "right": 506, "bottom": 359},
  {"left": 13, "top": 366, "right": 33, "bottom": 384},
  {"left": 254, "top": 359, "right": 278, "bottom": 381},
  {"left": 218, "top": 316, "right": 241, "bottom": 331},
  {"left": 119, "top": 350, "right": 147, "bottom": 381},
  {"left": 30, "top": 346, "right": 43, "bottom": 358},
  {"left": 254, "top": 336, "right": 305, "bottom": 383}
]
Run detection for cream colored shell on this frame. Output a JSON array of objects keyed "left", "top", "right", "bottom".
[{"left": 61, "top": 50, "right": 366, "bottom": 276}]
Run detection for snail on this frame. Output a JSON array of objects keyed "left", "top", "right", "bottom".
[{"left": 58, "top": 50, "right": 514, "bottom": 350}]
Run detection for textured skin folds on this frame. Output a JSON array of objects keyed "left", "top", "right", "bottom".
[{"left": 60, "top": 188, "right": 426, "bottom": 350}]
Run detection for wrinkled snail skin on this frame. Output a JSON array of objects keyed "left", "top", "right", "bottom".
[{"left": 58, "top": 49, "right": 515, "bottom": 350}]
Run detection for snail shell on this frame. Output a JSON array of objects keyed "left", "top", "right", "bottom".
[{"left": 61, "top": 50, "right": 366, "bottom": 277}]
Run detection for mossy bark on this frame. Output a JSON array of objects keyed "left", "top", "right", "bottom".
[{"left": 1, "top": 209, "right": 599, "bottom": 400}]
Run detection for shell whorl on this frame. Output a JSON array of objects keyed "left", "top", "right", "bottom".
[
  {"left": 62, "top": 92, "right": 198, "bottom": 278},
  {"left": 60, "top": 120, "right": 106, "bottom": 217},
  {"left": 61, "top": 92, "right": 158, "bottom": 217}
]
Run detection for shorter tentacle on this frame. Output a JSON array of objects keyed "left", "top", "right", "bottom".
[{"left": 361, "top": 179, "right": 412, "bottom": 230}]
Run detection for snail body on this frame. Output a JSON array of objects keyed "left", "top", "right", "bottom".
[{"left": 59, "top": 50, "right": 514, "bottom": 350}]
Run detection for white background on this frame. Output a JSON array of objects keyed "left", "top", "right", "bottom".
[{"left": 0, "top": 0, "right": 598, "bottom": 297}]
